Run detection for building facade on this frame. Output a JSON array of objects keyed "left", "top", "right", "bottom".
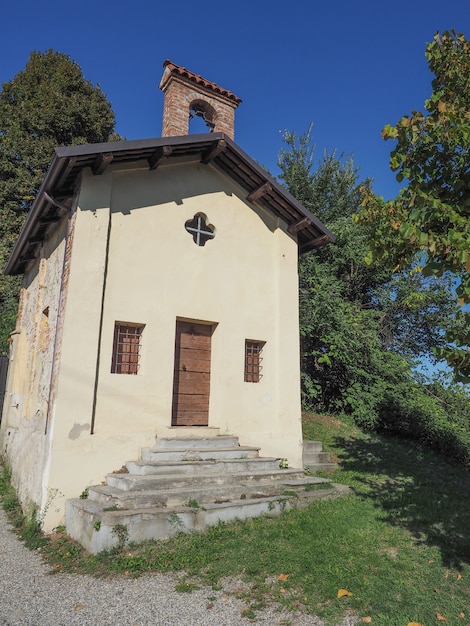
[{"left": 0, "top": 62, "right": 334, "bottom": 530}]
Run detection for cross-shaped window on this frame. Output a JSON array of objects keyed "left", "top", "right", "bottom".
[{"left": 185, "top": 213, "right": 215, "bottom": 246}]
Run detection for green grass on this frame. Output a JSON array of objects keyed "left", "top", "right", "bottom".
[{"left": 2, "top": 414, "right": 470, "bottom": 625}]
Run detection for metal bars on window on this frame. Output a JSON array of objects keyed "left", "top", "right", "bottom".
[
  {"left": 244, "top": 340, "right": 264, "bottom": 383},
  {"left": 111, "top": 323, "right": 143, "bottom": 375},
  {"left": 184, "top": 213, "right": 215, "bottom": 246}
]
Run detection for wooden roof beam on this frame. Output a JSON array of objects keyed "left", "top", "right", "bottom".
[
  {"left": 54, "top": 156, "right": 77, "bottom": 190},
  {"left": 92, "top": 152, "right": 113, "bottom": 175},
  {"left": 247, "top": 182, "right": 272, "bottom": 203},
  {"left": 18, "top": 252, "right": 38, "bottom": 263},
  {"left": 288, "top": 217, "right": 311, "bottom": 235},
  {"left": 38, "top": 214, "right": 61, "bottom": 225},
  {"left": 43, "top": 192, "right": 72, "bottom": 216},
  {"left": 299, "top": 234, "right": 331, "bottom": 253},
  {"left": 201, "top": 139, "right": 227, "bottom": 164},
  {"left": 27, "top": 235, "right": 46, "bottom": 245},
  {"left": 148, "top": 145, "right": 173, "bottom": 170}
]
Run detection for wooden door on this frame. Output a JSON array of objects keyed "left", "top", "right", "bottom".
[{"left": 171, "top": 321, "right": 213, "bottom": 426}]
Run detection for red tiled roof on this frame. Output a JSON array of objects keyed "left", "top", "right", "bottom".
[{"left": 161, "top": 60, "right": 242, "bottom": 105}]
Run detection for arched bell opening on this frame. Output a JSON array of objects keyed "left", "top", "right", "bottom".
[{"left": 189, "top": 99, "right": 217, "bottom": 134}]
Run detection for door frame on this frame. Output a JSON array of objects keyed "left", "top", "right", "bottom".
[{"left": 171, "top": 319, "right": 215, "bottom": 426}]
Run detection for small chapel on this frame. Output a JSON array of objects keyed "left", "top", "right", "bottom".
[{"left": 0, "top": 61, "right": 334, "bottom": 536}]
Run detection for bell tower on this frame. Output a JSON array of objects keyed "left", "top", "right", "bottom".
[{"left": 159, "top": 60, "right": 242, "bottom": 140}]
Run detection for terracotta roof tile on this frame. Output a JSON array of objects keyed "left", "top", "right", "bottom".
[{"left": 161, "top": 60, "right": 242, "bottom": 105}]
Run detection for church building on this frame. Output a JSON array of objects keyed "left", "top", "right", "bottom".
[{"left": 0, "top": 61, "right": 334, "bottom": 531}]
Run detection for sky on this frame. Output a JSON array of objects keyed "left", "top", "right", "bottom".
[{"left": 1, "top": 0, "right": 469, "bottom": 202}]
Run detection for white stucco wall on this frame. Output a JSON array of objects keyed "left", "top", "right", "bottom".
[
  {"left": 98, "top": 160, "right": 303, "bottom": 455},
  {"left": 3, "top": 158, "right": 304, "bottom": 530}
]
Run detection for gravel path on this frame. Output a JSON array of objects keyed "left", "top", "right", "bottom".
[{"left": 0, "top": 507, "right": 357, "bottom": 625}]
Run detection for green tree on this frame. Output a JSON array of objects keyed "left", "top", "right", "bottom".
[
  {"left": 0, "top": 50, "right": 119, "bottom": 352},
  {"left": 356, "top": 31, "right": 470, "bottom": 381},
  {"left": 279, "top": 128, "right": 470, "bottom": 465},
  {"left": 278, "top": 128, "right": 459, "bottom": 418}
]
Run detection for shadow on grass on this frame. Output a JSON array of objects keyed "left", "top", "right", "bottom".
[{"left": 334, "top": 433, "right": 470, "bottom": 570}]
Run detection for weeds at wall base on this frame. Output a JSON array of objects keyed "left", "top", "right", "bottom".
[
  {"left": 0, "top": 459, "right": 45, "bottom": 550},
  {"left": 0, "top": 459, "right": 140, "bottom": 577}
]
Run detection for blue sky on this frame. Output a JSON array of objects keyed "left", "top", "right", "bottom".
[{"left": 1, "top": 0, "right": 469, "bottom": 201}]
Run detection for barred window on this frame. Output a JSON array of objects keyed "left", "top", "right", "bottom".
[
  {"left": 184, "top": 213, "right": 215, "bottom": 246},
  {"left": 244, "top": 340, "right": 264, "bottom": 383},
  {"left": 111, "top": 323, "right": 144, "bottom": 375}
]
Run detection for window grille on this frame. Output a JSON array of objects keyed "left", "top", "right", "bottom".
[
  {"left": 244, "top": 340, "right": 264, "bottom": 383},
  {"left": 185, "top": 213, "right": 215, "bottom": 246},
  {"left": 111, "top": 323, "right": 144, "bottom": 375}
]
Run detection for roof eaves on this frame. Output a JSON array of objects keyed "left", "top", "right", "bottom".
[
  {"left": 3, "top": 152, "right": 66, "bottom": 276},
  {"left": 4, "top": 134, "right": 334, "bottom": 275},
  {"left": 219, "top": 136, "right": 336, "bottom": 246}
]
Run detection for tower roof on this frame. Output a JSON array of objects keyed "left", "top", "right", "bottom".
[{"left": 159, "top": 60, "right": 242, "bottom": 105}]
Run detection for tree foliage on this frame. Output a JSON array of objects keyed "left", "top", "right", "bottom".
[
  {"left": 0, "top": 50, "right": 119, "bottom": 352},
  {"left": 356, "top": 31, "right": 470, "bottom": 381},
  {"left": 278, "top": 128, "right": 465, "bottom": 448}
]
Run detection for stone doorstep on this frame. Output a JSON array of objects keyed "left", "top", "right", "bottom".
[
  {"left": 66, "top": 498, "right": 287, "bottom": 554},
  {"left": 66, "top": 482, "right": 349, "bottom": 554},
  {"left": 87, "top": 476, "right": 334, "bottom": 509},
  {"left": 126, "top": 456, "right": 281, "bottom": 476},
  {"left": 65, "top": 436, "right": 349, "bottom": 554},
  {"left": 153, "top": 435, "right": 238, "bottom": 449},
  {"left": 106, "top": 467, "right": 306, "bottom": 492},
  {"left": 141, "top": 445, "right": 260, "bottom": 462}
]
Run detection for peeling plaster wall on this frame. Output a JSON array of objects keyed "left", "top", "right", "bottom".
[{"left": 0, "top": 217, "right": 69, "bottom": 513}]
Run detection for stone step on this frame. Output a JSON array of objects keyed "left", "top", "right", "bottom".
[
  {"left": 66, "top": 479, "right": 349, "bottom": 554},
  {"left": 303, "top": 451, "right": 333, "bottom": 465},
  {"left": 106, "top": 467, "right": 306, "bottom": 492},
  {"left": 125, "top": 456, "right": 281, "bottom": 476},
  {"left": 87, "top": 476, "right": 333, "bottom": 510},
  {"left": 304, "top": 462, "right": 339, "bottom": 473},
  {"left": 65, "top": 436, "right": 349, "bottom": 554},
  {"left": 141, "top": 445, "right": 260, "bottom": 462},
  {"left": 153, "top": 436, "right": 240, "bottom": 450},
  {"left": 303, "top": 441, "right": 324, "bottom": 453},
  {"left": 303, "top": 440, "right": 338, "bottom": 472}
]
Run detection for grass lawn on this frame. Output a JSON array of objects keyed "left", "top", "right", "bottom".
[{"left": 2, "top": 413, "right": 470, "bottom": 625}]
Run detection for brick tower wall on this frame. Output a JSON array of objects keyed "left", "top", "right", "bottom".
[{"left": 161, "top": 75, "right": 238, "bottom": 140}]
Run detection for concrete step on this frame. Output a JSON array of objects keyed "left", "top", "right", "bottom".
[
  {"left": 87, "top": 476, "right": 333, "bottom": 509},
  {"left": 303, "top": 441, "right": 324, "bottom": 453},
  {"left": 66, "top": 478, "right": 349, "bottom": 554},
  {"left": 65, "top": 436, "right": 349, "bottom": 554},
  {"left": 303, "top": 440, "right": 338, "bottom": 473},
  {"left": 67, "top": 497, "right": 292, "bottom": 553},
  {"left": 141, "top": 445, "right": 260, "bottom": 462},
  {"left": 153, "top": 436, "right": 240, "bottom": 450},
  {"left": 106, "top": 467, "right": 306, "bottom": 492},
  {"left": 304, "top": 462, "right": 339, "bottom": 473},
  {"left": 125, "top": 457, "right": 281, "bottom": 476},
  {"left": 303, "top": 451, "right": 333, "bottom": 465}
]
